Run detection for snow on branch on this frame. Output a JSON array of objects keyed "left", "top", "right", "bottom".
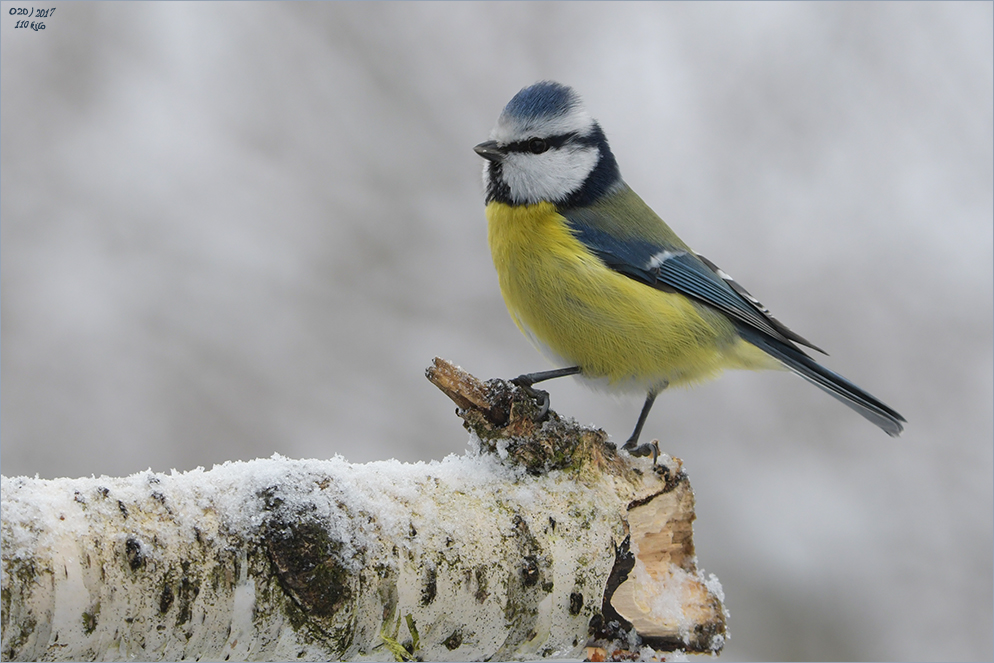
[{"left": 1, "top": 358, "right": 726, "bottom": 661}]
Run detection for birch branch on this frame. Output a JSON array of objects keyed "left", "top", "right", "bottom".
[{"left": 1, "top": 358, "right": 726, "bottom": 661}]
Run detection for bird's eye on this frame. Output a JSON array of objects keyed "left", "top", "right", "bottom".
[{"left": 528, "top": 138, "right": 549, "bottom": 154}]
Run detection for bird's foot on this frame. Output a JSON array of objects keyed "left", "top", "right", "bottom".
[
  {"left": 510, "top": 376, "right": 551, "bottom": 420},
  {"left": 621, "top": 438, "right": 660, "bottom": 465}
]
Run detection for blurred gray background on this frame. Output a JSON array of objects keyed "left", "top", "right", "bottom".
[{"left": 2, "top": 2, "right": 991, "bottom": 660}]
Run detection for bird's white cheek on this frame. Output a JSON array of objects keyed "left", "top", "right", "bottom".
[{"left": 503, "top": 148, "right": 598, "bottom": 205}]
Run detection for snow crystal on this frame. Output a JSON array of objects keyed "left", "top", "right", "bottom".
[{"left": 703, "top": 571, "right": 725, "bottom": 604}]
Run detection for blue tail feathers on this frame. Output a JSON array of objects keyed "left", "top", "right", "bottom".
[{"left": 737, "top": 327, "right": 906, "bottom": 437}]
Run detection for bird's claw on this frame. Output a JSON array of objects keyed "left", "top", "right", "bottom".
[
  {"left": 510, "top": 377, "right": 551, "bottom": 420},
  {"left": 622, "top": 439, "right": 660, "bottom": 465}
]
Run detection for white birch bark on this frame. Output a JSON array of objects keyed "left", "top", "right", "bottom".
[{"left": 1, "top": 359, "right": 725, "bottom": 661}]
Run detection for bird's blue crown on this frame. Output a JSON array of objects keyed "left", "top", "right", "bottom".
[{"left": 501, "top": 81, "right": 581, "bottom": 122}]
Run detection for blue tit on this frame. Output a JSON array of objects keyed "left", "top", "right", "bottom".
[{"left": 474, "top": 81, "right": 905, "bottom": 458}]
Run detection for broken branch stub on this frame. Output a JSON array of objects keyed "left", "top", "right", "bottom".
[{"left": 426, "top": 357, "right": 728, "bottom": 655}]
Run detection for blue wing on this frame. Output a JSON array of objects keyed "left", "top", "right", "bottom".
[
  {"left": 562, "top": 210, "right": 825, "bottom": 353},
  {"left": 559, "top": 188, "right": 906, "bottom": 436}
]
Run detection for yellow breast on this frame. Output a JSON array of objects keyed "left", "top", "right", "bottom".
[{"left": 485, "top": 201, "right": 777, "bottom": 390}]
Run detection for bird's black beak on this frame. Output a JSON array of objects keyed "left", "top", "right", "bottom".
[{"left": 474, "top": 140, "right": 505, "bottom": 162}]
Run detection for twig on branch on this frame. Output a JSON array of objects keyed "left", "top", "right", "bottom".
[{"left": 1, "top": 358, "right": 725, "bottom": 661}]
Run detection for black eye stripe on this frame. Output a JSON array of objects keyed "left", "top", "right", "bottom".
[{"left": 503, "top": 132, "right": 579, "bottom": 153}]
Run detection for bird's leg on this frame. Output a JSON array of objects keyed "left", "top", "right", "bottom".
[
  {"left": 621, "top": 386, "right": 666, "bottom": 464},
  {"left": 510, "top": 366, "right": 582, "bottom": 419}
]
